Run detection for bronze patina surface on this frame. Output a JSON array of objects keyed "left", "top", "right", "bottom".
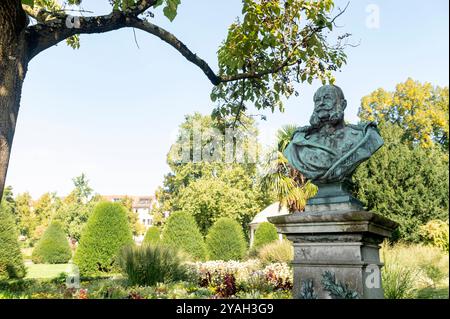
[{"left": 284, "top": 85, "right": 384, "bottom": 183}]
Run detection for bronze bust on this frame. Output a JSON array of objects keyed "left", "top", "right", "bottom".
[{"left": 284, "top": 85, "right": 384, "bottom": 184}]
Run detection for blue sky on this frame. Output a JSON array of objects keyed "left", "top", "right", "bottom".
[{"left": 5, "top": 0, "right": 449, "bottom": 198}]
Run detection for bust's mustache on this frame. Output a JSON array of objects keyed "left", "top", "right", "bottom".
[{"left": 310, "top": 110, "right": 345, "bottom": 128}]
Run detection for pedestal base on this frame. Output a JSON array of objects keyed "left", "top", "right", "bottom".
[{"left": 268, "top": 210, "right": 398, "bottom": 299}]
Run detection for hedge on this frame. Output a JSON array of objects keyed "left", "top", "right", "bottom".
[
  {"left": 32, "top": 221, "right": 72, "bottom": 264},
  {"left": 0, "top": 204, "right": 26, "bottom": 279},
  {"left": 73, "top": 202, "right": 133, "bottom": 275},
  {"left": 143, "top": 226, "right": 161, "bottom": 246},
  {"left": 253, "top": 222, "right": 279, "bottom": 250},
  {"left": 161, "top": 212, "right": 206, "bottom": 261},
  {"left": 206, "top": 218, "right": 247, "bottom": 261}
]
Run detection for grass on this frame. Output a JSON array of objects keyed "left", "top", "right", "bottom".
[
  {"left": 25, "top": 263, "right": 71, "bottom": 279},
  {"left": 416, "top": 286, "right": 449, "bottom": 299},
  {"left": 21, "top": 247, "right": 33, "bottom": 260},
  {"left": 381, "top": 242, "right": 449, "bottom": 299}
]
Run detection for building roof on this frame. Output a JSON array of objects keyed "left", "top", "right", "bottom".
[{"left": 249, "top": 202, "right": 289, "bottom": 226}]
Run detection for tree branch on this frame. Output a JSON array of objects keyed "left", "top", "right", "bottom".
[
  {"left": 23, "top": 0, "right": 348, "bottom": 87},
  {"left": 25, "top": 11, "right": 129, "bottom": 59},
  {"left": 129, "top": 0, "right": 159, "bottom": 16},
  {"left": 220, "top": 42, "right": 301, "bottom": 83},
  {"left": 128, "top": 18, "right": 221, "bottom": 85},
  {"left": 25, "top": 11, "right": 221, "bottom": 85}
]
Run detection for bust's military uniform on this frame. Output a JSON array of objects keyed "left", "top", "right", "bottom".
[{"left": 284, "top": 122, "right": 384, "bottom": 183}]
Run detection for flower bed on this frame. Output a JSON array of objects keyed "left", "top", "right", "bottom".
[
  {"left": 187, "top": 260, "right": 293, "bottom": 298},
  {"left": 0, "top": 260, "right": 293, "bottom": 299}
]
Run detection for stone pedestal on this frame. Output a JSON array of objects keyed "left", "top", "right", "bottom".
[{"left": 268, "top": 188, "right": 398, "bottom": 299}]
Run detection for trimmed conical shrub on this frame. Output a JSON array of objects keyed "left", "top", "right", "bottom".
[
  {"left": 253, "top": 222, "right": 279, "bottom": 250},
  {"left": 0, "top": 205, "right": 26, "bottom": 279},
  {"left": 74, "top": 202, "right": 133, "bottom": 276},
  {"left": 31, "top": 221, "right": 72, "bottom": 264},
  {"left": 161, "top": 212, "right": 206, "bottom": 261},
  {"left": 206, "top": 218, "right": 247, "bottom": 261},
  {"left": 143, "top": 226, "right": 161, "bottom": 246}
]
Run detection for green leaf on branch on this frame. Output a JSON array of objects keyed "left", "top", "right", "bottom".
[
  {"left": 212, "top": 0, "right": 348, "bottom": 123},
  {"left": 154, "top": 0, "right": 180, "bottom": 21},
  {"left": 21, "top": 0, "right": 34, "bottom": 7},
  {"left": 111, "top": 0, "right": 136, "bottom": 11},
  {"left": 163, "top": 0, "right": 181, "bottom": 21},
  {"left": 66, "top": 35, "right": 80, "bottom": 50}
]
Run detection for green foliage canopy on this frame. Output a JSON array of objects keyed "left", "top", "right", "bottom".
[
  {"left": 212, "top": 0, "right": 348, "bottom": 120},
  {"left": 353, "top": 123, "right": 449, "bottom": 242},
  {"left": 21, "top": 0, "right": 348, "bottom": 121},
  {"left": 54, "top": 174, "right": 101, "bottom": 241},
  {"left": 359, "top": 78, "right": 449, "bottom": 149},
  {"left": 160, "top": 113, "right": 273, "bottom": 235}
]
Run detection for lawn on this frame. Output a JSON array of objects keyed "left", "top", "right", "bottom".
[
  {"left": 25, "top": 263, "right": 72, "bottom": 279},
  {"left": 416, "top": 286, "right": 449, "bottom": 299}
]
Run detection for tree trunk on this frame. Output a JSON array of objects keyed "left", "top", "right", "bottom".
[{"left": 0, "top": 0, "right": 29, "bottom": 201}]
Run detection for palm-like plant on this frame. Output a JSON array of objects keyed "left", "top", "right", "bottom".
[{"left": 261, "top": 125, "right": 318, "bottom": 213}]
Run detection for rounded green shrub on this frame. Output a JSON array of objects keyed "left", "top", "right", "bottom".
[
  {"left": 206, "top": 218, "right": 247, "bottom": 261},
  {"left": 161, "top": 211, "right": 206, "bottom": 261},
  {"left": 74, "top": 202, "right": 133, "bottom": 276},
  {"left": 119, "top": 244, "right": 187, "bottom": 286},
  {"left": 253, "top": 222, "right": 279, "bottom": 250},
  {"left": 143, "top": 226, "right": 161, "bottom": 246},
  {"left": 31, "top": 221, "right": 72, "bottom": 264},
  {"left": 0, "top": 205, "right": 26, "bottom": 279}
]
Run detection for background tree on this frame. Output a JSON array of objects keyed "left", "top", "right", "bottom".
[
  {"left": 33, "top": 192, "right": 59, "bottom": 228},
  {"left": 261, "top": 125, "right": 317, "bottom": 212},
  {"left": 159, "top": 113, "right": 273, "bottom": 235},
  {"left": 71, "top": 174, "right": 93, "bottom": 203},
  {"left": 354, "top": 79, "right": 449, "bottom": 242},
  {"left": 14, "top": 192, "right": 35, "bottom": 237},
  {"left": 359, "top": 78, "right": 449, "bottom": 149},
  {"left": 18, "top": 192, "right": 61, "bottom": 244},
  {"left": 0, "top": 0, "right": 350, "bottom": 201},
  {"left": 54, "top": 174, "right": 101, "bottom": 241},
  {"left": 353, "top": 123, "right": 449, "bottom": 242},
  {"left": 118, "top": 196, "right": 146, "bottom": 236},
  {"left": 149, "top": 189, "right": 169, "bottom": 227}
]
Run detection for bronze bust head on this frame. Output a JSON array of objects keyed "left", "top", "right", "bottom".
[{"left": 284, "top": 85, "right": 384, "bottom": 183}]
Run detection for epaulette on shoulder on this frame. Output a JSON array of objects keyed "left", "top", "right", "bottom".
[
  {"left": 346, "top": 123, "right": 365, "bottom": 131},
  {"left": 295, "top": 125, "right": 312, "bottom": 133}
]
